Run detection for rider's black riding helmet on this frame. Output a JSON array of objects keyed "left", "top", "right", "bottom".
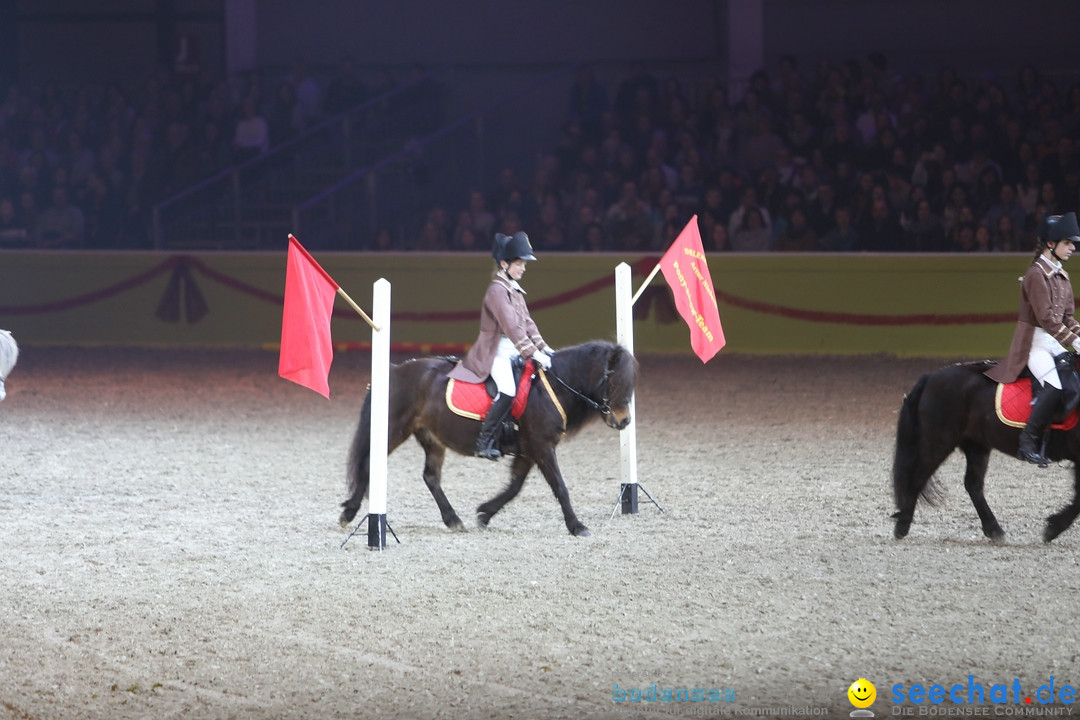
[
  {"left": 1040, "top": 211, "right": 1080, "bottom": 249},
  {"left": 492, "top": 231, "right": 537, "bottom": 264}
]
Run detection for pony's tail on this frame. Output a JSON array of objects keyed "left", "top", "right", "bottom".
[
  {"left": 340, "top": 386, "right": 373, "bottom": 524},
  {"left": 892, "top": 373, "right": 942, "bottom": 510}
]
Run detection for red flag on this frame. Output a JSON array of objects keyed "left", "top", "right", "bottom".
[
  {"left": 279, "top": 234, "right": 339, "bottom": 397},
  {"left": 658, "top": 216, "right": 726, "bottom": 363}
]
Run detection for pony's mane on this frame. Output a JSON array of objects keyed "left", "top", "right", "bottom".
[{"left": 554, "top": 340, "right": 638, "bottom": 435}]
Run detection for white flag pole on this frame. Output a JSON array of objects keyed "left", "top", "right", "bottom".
[
  {"left": 615, "top": 263, "right": 639, "bottom": 513},
  {"left": 631, "top": 261, "right": 663, "bottom": 306},
  {"left": 611, "top": 262, "right": 665, "bottom": 518},
  {"left": 367, "top": 278, "right": 391, "bottom": 549}
]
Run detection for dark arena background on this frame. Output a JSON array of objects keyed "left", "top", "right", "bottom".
[{"left": 4, "top": 2, "right": 1080, "bottom": 718}]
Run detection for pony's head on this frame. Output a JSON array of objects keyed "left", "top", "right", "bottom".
[
  {"left": 601, "top": 343, "right": 638, "bottom": 430},
  {"left": 553, "top": 341, "right": 638, "bottom": 430}
]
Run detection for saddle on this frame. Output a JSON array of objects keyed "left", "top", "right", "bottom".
[
  {"left": 446, "top": 356, "right": 536, "bottom": 421},
  {"left": 995, "top": 355, "right": 1080, "bottom": 430}
]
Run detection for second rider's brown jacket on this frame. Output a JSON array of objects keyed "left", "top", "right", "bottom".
[{"left": 986, "top": 257, "right": 1080, "bottom": 384}]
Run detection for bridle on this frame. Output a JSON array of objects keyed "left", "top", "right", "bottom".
[{"left": 544, "top": 355, "right": 615, "bottom": 417}]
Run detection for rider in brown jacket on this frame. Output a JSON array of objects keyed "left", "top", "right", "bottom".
[
  {"left": 986, "top": 212, "right": 1080, "bottom": 466},
  {"left": 449, "top": 231, "right": 553, "bottom": 460}
]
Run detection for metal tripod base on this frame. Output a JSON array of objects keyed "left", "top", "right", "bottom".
[
  {"left": 340, "top": 513, "right": 400, "bottom": 550},
  {"left": 609, "top": 482, "right": 665, "bottom": 519}
]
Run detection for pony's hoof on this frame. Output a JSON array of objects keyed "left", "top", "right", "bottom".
[
  {"left": 448, "top": 519, "right": 467, "bottom": 533},
  {"left": 1043, "top": 511, "right": 1072, "bottom": 543},
  {"left": 338, "top": 508, "right": 358, "bottom": 528},
  {"left": 476, "top": 512, "right": 491, "bottom": 530},
  {"left": 893, "top": 523, "right": 910, "bottom": 540},
  {"left": 572, "top": 525, "right": 591, "bottom": 537},
  {"left": 986, "top": 528, "right": 1006, "bottom": 544}
]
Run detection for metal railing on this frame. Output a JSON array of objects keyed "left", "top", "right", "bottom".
[
  {"left": 151, "top": 60, "right": 725, "bottom": 251},
  {"left": 151, "top": 72, "right": 447, "bottom": 250},
  {"left": 289, "top": 67, "right": 573, "bottom": 251}
]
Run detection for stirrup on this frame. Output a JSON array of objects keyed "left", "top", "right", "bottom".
[
  {"left": 476, "top": 446, "right": 502, "bottom": 461},
  {"left": 475, "top": 436, "right": 502, "bottom": 460},
  {"left": 1017, "top": 448, "right": 1050, "bottom": 468},
  {"left": 1017, "top": 435, "right": 1051, "bottom": 467}
]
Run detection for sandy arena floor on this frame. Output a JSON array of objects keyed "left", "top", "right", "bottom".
[{"left": 3, "top": 347, "right": 1080, "bottom": 719}]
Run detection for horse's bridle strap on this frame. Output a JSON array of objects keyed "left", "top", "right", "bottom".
[{"left": 545, "top": 367, "right": 612, "bottom": 416}]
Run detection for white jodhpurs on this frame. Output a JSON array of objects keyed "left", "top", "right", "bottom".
[
  {"left": 490, "top": 336, "right": 518, "bottom": 396},
  {"left": 1029, "top": 328, "right": 1067, "bottom": 389}
]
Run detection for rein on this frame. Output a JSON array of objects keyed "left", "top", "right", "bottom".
[{"left": 544, "top": 363, "right": 613, "bottom": 416}]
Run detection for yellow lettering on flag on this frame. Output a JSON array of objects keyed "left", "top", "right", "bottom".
[{"left": 658, "top": 216, "right": 726, "bottom": 362}]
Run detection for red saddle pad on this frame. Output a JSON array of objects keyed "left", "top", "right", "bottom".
[
  {"left": 446, "top": 359, "right": 535, "bottom": 421},
  {"left": 995, "top": 378, "right": 1079, "bottom": 430}
]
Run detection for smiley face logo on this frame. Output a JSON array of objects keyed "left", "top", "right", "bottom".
[{"left": 848, "top": 678, "right": 876, "bottom": 708}]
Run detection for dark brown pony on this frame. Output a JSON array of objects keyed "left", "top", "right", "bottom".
[
  {"left": 339, "top": 340, "right": 638, "bottom": 536},
  {"left": 892, "top": 359, "right": 1080, "bottom": 543}
]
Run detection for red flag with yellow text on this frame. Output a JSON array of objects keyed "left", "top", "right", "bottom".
[
  {"left": 279, "top": 234, "right": 339, "bottom": 397},
  {"left": 658, "top": 216, "right": 725, "bottom": 363}
]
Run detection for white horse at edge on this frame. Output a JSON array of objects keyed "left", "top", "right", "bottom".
[{"left": 0, "top": 329, "right": 18, "bottom": 402}]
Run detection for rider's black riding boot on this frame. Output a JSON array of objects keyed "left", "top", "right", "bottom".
[
  {"left": 1018, "top": 384, "right": 1063, "bottom": 467},
  {"left": 476, "top": 393, "right": 514, "bottom": 461}
]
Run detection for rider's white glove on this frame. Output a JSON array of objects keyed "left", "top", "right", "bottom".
[
  {"left": 533, "top": 351, "right": 552, "bottom": 370},
  {"left": 1072, "top": 340, "right": 1080, "bottom": 355}
]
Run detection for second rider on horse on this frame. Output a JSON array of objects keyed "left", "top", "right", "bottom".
[
  {"left": 449, "top": 231, "right": 554, "bottom": 460},
  {"left": 986, "top": 211, "right": 1080, "bottom": 466}
]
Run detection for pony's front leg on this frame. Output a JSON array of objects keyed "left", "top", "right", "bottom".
[
  {"left": 477, "top": 456, "right": 532, "bottom": 530},
  {"left": 1044, "top": 463, "right": 1080, "bottom": 543},
  {"left": 534, "top": 449, "right": 589, "bottom": 537}
]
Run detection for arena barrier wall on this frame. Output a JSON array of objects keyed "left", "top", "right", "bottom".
[{"left": 0, "top": 250, "right": 1042, "bottom": 357}]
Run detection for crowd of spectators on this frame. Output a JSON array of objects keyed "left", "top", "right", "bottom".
[
  {"left": 405, "top": 56, "right": 1080, "bottom": 254},
  {"left": 0, "top": 58, "right": 383, "bottom": 249},
  {"left": 3, "top": 53, "right": 1080, "bottom": 254}
]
